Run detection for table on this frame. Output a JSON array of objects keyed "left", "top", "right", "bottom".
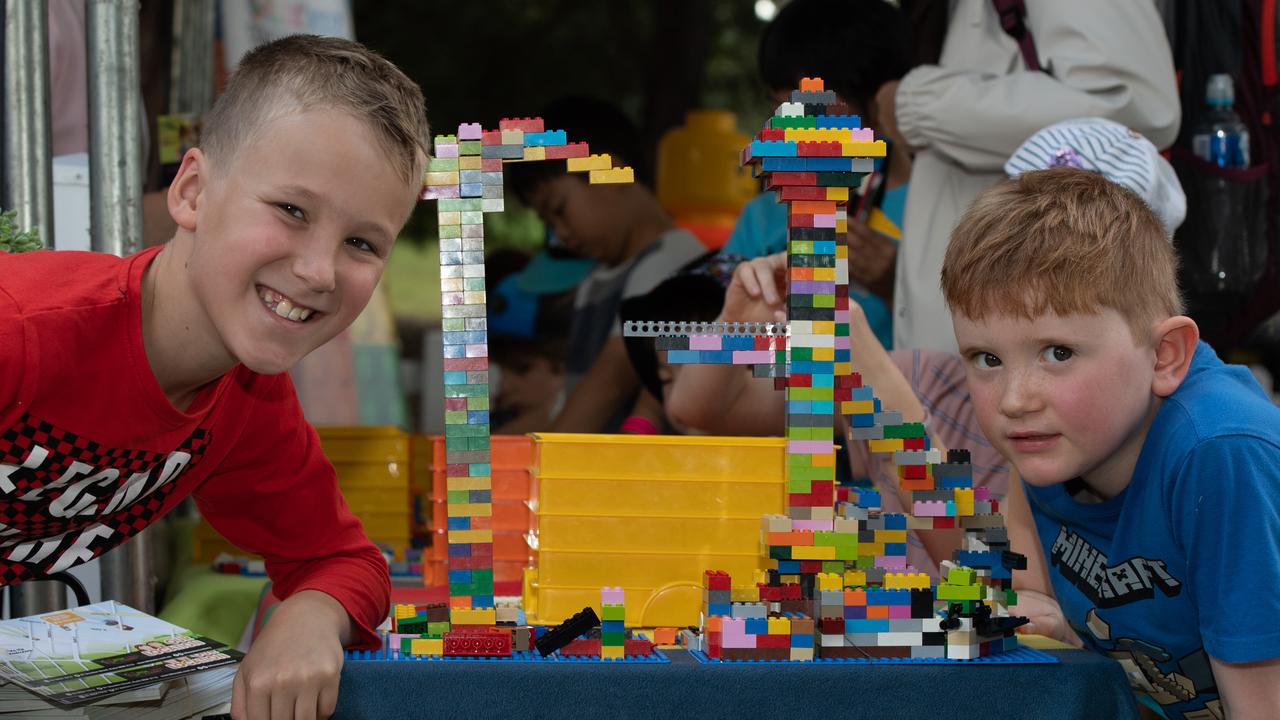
[{"left": 333, "top": 645, "right": 1138, "bottom": 720}]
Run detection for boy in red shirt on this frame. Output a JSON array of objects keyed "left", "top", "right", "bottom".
[{"left": 0, "top": 35, "right": 429, "bottom": 719}]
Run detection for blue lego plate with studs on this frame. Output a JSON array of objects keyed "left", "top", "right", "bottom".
[
  {"left": 345, "top": 648, "right": 670, "bottom": 664},
  {"left": 690, "top": 645, "right": 1058, "bottom": 665}
]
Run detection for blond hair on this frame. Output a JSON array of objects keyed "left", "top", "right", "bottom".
[
  {"left": 941, "top": 168, "right": 1183, "bottom": 341},
  {"left": 200, "top": 35, "right": 429, "bottom": 183}
]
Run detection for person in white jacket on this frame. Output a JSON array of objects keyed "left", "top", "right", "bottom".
[{"left": 876, "top": 0, "right": 1180, "bottom": 351}]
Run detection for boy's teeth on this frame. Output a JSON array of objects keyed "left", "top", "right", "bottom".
[{"left": 260, "top": 287, "right": 316, "bottom": 322}]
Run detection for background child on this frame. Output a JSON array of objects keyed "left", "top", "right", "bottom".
[
  {"left": 943, "top": 168, "right": 1280, "bottom": 718},
  {"left": 723, "top": 0, "right": 915, "bottom": 349},
  {"left": 507, "top": 96, "right": 706, "bottom": 432},
  {"left": 0, "top": 35, "right": 429, "bottom": 720}
]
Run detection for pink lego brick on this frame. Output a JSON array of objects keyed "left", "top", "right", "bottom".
[
  {"left": 731, "top": 350, "right": 774, "bottom": 364},
  {"left": 689, "top": 335, "right": 722, "bottom": 351},
  {"left": 787, "top": 440, "right": 834, "bottom": 455},
  {"left": 457, "top": 122, "right": 483, "bottom": 140}
]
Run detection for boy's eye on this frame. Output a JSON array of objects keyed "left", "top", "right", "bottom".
[
  {"left": 973, "top": 352, "right": 1002, "bottom": 370},
  {"left": 1043, "top": 345, "right": 1074, "bottom": 363},
  {"left": 277, "top": 203, "right": 305, "bottom": 221},
  {"left": 346, "top": 237, "right": 377, "bottom": 254}
]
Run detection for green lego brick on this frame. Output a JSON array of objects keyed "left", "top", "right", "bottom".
[
  {"left": 813, "top": 294, "right": 835, "bottom": 309},
  {"left": 791, "top": 347, "right": 813, "bottom": 361},
  {"left": 948, "top": 567, "right": 976, "bottom": 586},
  {"left": 444, "top": 383, "right": 488, "bottom": 398},
  {"left": 787, "top": 476, "right": 813, "bottom": 493},
  {"left": 444, "top": 410, "right": 468, "bottom": 425},
  {"left": 467, "top": 396, "right": 490, "bottom": 411},
  {"left": 771, "top": 115, "right": 817, "bottom": 129},
  {"left": 447, "top": 490, "right": 469, "bottom": 504},
  {"left": 884, "top": 422, "right": 927, "bottom": 439},
  {"left": 601, "top": 604, "right": 626, "bottom": 622},
  {"left": 427, "top": 621, "right": 451, "bottom": 637},
  {"left": 821, "top": 561, "right": 845, "bottom": 574},
  {"left": 458, "top": 140, "right": 482, "bottom": 154},
  {"left": 789, "top": 241, "right": 815, "bottom": 255},
  {"left": 430, "top": 158, "right": 460, "bottom": 171},
  {"left": 442, "top": 318, "right": 466, "bottom": 331},
  {"left": 936, "top": 583, "right": 982, "bottom": 601},
  {"left": 438, "top": 225, "right": 462, "bottom": 239}
]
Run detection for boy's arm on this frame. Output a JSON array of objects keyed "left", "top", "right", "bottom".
[
  {"left": 550, "top": 335, "right": 640, "bottom": 432},
  {"left": 1208, "top": 657, "right": 1280, "bottom": 719},
  {"left": 1172, "top": 437, "right": 1280, "bottom": 665},
  {"left": 193, "top": 375, "right": 389, "bottom": 649},
  {"left": 0, "top": 286, "right": 24, "bottom": 414},
  {"left": 1003, "top": 471, "right": 1081, "bottom": 645},
  {"left": 886, "top": 0, "right": 1178, "bottom": 171}
]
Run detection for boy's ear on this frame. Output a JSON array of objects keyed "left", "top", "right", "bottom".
[
  {"left": 167, "top": 148, "right": 209, "bottom": 231},
  {"left": 1150, "top": 315, "right": 1200, "bottom": 398}
]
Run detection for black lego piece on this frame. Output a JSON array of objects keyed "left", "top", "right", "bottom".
[{"left": 534, "top": 606, "right": 600, "bottom": 657}]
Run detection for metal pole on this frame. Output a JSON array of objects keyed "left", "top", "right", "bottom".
[
  {"left": 99, "top": 526, "right": 155, "bottom": 613},
  {"left": 168, "top": 0, "right": 215, "bottom": 116},
  {"left": 3, "top": 0, "right": 55, "bottom": 247},
  {"left": 86, "top": 0, "right": 142, "bottom": 256},
  {"left": 9, "top": 581, "right": 65, "bottom": 616},
  {"left": 86, "top": 0, "right": 151, "bottom": 611}
]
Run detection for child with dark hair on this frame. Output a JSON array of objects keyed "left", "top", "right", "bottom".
[
  {"left": 726, "top": 0, "right": 916, "bottom": 349},
  {"left": 507, "top": 96, "right": 707, "bottom": 432}
]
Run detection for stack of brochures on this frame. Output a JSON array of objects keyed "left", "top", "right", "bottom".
[{"left": 0, "top": 601, "right": 240, "bottom": 719}]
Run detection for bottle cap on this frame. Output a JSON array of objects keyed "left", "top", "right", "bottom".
[{"left": 1206, "top": 73, "right": 1235, "bottom": 107}]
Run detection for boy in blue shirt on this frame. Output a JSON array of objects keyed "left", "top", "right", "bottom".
[{"left": 942, "top": 167, "right": 1280, "bottom": 718}]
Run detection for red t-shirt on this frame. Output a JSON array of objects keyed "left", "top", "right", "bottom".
[{"left": 0, "top": 247, "right": 388, "bottom": 648}]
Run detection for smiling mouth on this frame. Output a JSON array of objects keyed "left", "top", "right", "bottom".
[{"left": 257, "top": 286, "right": 320, "bottom": 323}]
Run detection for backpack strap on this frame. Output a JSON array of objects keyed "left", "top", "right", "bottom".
[{"left": 992, "top": 0, "right": 1044, "bottom": 72}]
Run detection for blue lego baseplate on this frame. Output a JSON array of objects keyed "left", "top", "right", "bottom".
[
  {"left": 345, "top": 647, "right": 670, "bottom": 664},
  {"left": 689, "top": 645, "right": 1059, "bottom": 665}
]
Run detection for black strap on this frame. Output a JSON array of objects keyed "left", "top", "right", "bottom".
[{"left": 992, "top": 0, "right": 1044, "bottom": 72}]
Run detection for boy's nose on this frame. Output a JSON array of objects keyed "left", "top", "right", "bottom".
[
  {"left": 998, "top": 371, "right": 1043, "bottom": 417},
  {"left": 292, "top": 240, "right": 338, "bottom": 294}
]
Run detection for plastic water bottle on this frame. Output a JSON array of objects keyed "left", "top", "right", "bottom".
[
  {"left": 1192, "top": 74, "right": 1250, "bottom": 168},
  {"left": 1189, "top": 74, "right": 1261, "bottom": 293}
]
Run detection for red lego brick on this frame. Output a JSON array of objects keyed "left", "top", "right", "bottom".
[
  {"left": 544, "top": 142, "right": 590, "bottom": 159},
  {"left": 796, "top": 141, "right": 840, "bottom": 157},
  {"left": 932, "top": 517, "right": 956, "bottom": 529},
  {"left": 499, "top": 117, "right": 545, "bottom": 132},
  {"left": 704, "top": 569, "right": 731, "bottom": 590},
  {"left": 777, "top": 186, "right": 831, "bottom": 201},
  {"left": 759, "top": 128, "right": 786, "bottom": 141},
  {"left": 798, "top": 562, "right": 822, "bottom": 574},
  {"left": 790, "top": 373, "right": 812, "bottom": 387},
  {"left": 481, "top": 158, "right": 503, "bottom": 171},
  {"left": 480, "top": 130, "right": 503, "bottom": 146},
  {"left": 788, "top": 213, "right": 817, "bottom": 228},
  {"left": 625, "top": 638, "right": 656, "bottom": 656},
  {"left": 757, "top": 634, "right": 789, "bottom": 649},
  {"left": 765, "top": 171, "right": 818, "bottom": 188},
  {"left": 559, "top": 638, "right": 601, "bottom": 656},
  {"left": 904, "top": 437, "right": 926, "bottom": 451},
  {"left": 901, "top": 465, "right": 927, "bottom": 480},
  {"left": 820, "top": 617, "right": 846, "bottom": 635},
  {"left": 443, "top": 631, "right": 512, "bottom": 657}
]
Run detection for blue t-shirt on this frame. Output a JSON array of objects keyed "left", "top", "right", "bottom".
[
  {"left": 1025, "top": 342, "right": 1280, "bottom": 718},
  {"left": 721, "top": 186, "right": 905, "bottom": 350}
]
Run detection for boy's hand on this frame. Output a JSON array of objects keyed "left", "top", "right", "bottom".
[
  {"left": 232, "top": 590, "right": 350, "bottom": 720},
  {"left": 845, "top": 218, "right": 896, "bottom": 302},
  {"left": 722, "top": 253, "right": 788, "bottom": 323},
  {"left": 1011, "top": 588, "right": 1083, "bottom": 647}
]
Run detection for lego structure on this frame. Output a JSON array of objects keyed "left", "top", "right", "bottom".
[
  {"left": 624, "top": 78, "right": 1029, "bottom": 661},
  {"left": 388, "top": 78, "right": 1034, "bottom": 663},
  {"left": 420, "top": 118, "right": 634, "bottom": 615}
]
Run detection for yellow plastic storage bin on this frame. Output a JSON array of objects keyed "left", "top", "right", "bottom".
[{"left": 524, "top": 433, "right": 785, "bottom": 628}]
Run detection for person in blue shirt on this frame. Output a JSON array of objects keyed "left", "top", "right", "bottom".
[
  {"left": 942, "top": 167, "right": 1280, "bottom": 718},
  {"left": 723, "top": 0, "right": 914, "bottom": 349}
]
